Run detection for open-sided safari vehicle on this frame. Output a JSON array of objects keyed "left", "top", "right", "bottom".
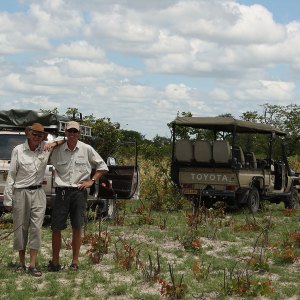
[
  {"left": 170, "top": 116, "right": 300, "bottom": 213},
  {"left": 87, "top": 141, "right": 140, "bottom": 219}
]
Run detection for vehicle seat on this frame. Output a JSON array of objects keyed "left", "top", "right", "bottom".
[
  {"left": 213, "top": 140, "right": 231, "bottom": 164},
  {"left": 244, "top": 152, "right": 257, "bottom": 169},
  {"left": 175, "top": 139, "right": 193, "bottom": 163},
  {"left": 194, "top": 140, "right": 212, "bottom": 164},
  {"left": 232, "top": 146, "right": 245, "bottom": 168}
]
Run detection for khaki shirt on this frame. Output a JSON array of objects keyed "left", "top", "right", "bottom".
[
  {"left": 50, "top": 140, "right": 108, "bottom": 187},
  {"left": 4, "top": 140, "right": 51, "bottom": 207}
]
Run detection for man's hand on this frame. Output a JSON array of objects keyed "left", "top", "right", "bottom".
[
  {"left": 43, "top": 142, "right": 56, "bottom": 151},
  {"left": 77, "top": 180, "right": 94, "bottom": 190}
]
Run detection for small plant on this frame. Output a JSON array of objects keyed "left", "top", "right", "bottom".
[
  {"left": 289, "top": 231, "right": 300, "bottom": 247},
  {"left": 114, "top": 239, "right": 143, "bottom": 271},
  {"left": 272, "top": 244, "right": 298, "bottom": 264},
  {"left": 140, "top": 160, "right": 184, "bottom": 212},
  {"left": 113, "top": 209, "right": 125, "bottom": 226},
  {"left": 132, "top": 202, "right": 146, "bottom": 215},
  {"left": 141, "top": 249, "right": 161, "bottom": 283},
  {"left": 84, "top": 223, "right": 111, "bottom": 264},
  {"left": 178, "top": 230, "right": 202, "bottom": 252},
  {"left": 234, "top": 214, "right": 261, "bottom": 232},
  {"left": 283, "top": 208, "right": 297, "bottom": 217},
  {"left": 136, "top": 210, "right": 155, "bottom": 225},
  {"left": 248, "top": 254, "right": 270, "bottom": 272},
  {"left": 192, "top": 259, "right": 211, "bottom": 281},
  {"left": 223, "top": 266, "right": 274, "bottom": 297},
  {"left": 157, "top": 264, "right": 188, "bottom": 299},
  {"left": 246, "top": 228, "right": 271, "bottom": 272},
  {"left": 62, "top": 236, "right": 72, "bottom": 250},
  {"left": 158, "top": 216, "right": 167, "bottom": 230}
]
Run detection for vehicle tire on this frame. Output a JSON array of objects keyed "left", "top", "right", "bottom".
[
  {"left": 285, "top": 187, "right": 299, "bottom": 209},
  {"left": 247, "top": 187, "right": 260, "bottom": 213},
  {"left": 106, "top": 198, "right": 117, "bottom": 219}
]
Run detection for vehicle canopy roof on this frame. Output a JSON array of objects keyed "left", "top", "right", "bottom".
[
  {"left": 0, "top": 109, "right": 69, "bottom": 130},
  {"left": 172, "top": 116, "right": 286, "bottom": 136}
]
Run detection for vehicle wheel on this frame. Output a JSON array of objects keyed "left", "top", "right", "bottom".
[
  {"left": 247, "top": 187, "right": 260, "bottom": 213},
  {"left": 106, "top": 198, "right": 117, "bottom": 219},
  {"left": 285, "top": 188, "right": 299, "bottom": 209}
]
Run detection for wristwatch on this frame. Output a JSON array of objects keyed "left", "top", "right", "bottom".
[{"left": 91, "top": 178, "right": 96, "bottom": 182}]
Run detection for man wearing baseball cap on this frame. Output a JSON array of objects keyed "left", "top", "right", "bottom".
[{"left": 48, "top": 120, "right": 108, "bottom": 272}]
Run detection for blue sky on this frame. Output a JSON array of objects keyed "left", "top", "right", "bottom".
[{"left": 0, "top": 0, "right": 300, "bottom": 138}]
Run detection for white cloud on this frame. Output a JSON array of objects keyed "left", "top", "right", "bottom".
[
  {"left": 55, "top": 41, "right": 106, "bottom": 60},
  {"left": 165, "top": 83, "right": 192, "bottom": 100},
  {"left": 0, "top": 0, "right": 299, "bottom": 138}
]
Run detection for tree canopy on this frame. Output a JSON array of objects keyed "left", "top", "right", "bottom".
[{"left": 40, "top": 103, "right": 300, "bottom": 159}]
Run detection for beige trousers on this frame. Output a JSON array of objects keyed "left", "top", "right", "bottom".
[{"left": 12, "top": 188, "right": 46, "bottom": 251}]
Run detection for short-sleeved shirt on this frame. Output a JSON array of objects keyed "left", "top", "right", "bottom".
[
  {"left": 4, "top": 140, "right": 51, "bottom": 206},
  {"left": 49, "top": 140, "right": 108, "bottom": 187}
]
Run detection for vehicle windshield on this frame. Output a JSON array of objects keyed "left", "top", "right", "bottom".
[{"left": 0, "top": 134, "right": 26, "bottom": 159}]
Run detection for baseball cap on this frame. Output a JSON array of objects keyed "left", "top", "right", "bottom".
[{"left": 66, "top": 121, "right": 80, "bottom": 131}]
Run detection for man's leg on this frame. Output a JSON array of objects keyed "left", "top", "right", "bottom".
[
  {"left": 29, "top": 249, "right": 38, "bottom": 268},
  {"left": 52, "top": 229, "right": 62, "bottom": 265},
  {"left": 28, "top": 248, "right": 42, "bottom": 276},
  {"left": 50, "top": 188, "right": 67, "bottom": 269},
  {"left": 18, "top": 249, "right": 26, "bottom": 266},
  {"left": 69, "top": 189, "right": 86, "bottom": 269},
  {"left": 71, "top": 227, "right": 81, "bottom": 266}
]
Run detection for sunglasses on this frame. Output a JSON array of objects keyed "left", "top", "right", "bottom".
[
  {"left": 31, "top": 132, "right": 44, "bottom": 138},
  {"left": 67, "top": 129, "right": 79, "bottom": 133}
]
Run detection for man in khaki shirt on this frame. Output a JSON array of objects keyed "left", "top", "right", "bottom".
[
  {"left": 48, "top": 121, "right": 108, "bottom": 271},
  {"left": 4, "top": 123, "right": 62, "bottom": 277}
]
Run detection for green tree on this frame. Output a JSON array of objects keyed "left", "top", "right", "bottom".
[
  {"left": 39, "top": 108, "right": 59, "bottom": 114},
  {"left": 88, "top": 117, "right": 122, "bottom": 160}
]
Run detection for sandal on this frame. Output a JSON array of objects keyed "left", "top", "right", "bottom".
[
  {"left": 48, "top": 260, "right": 61, "bottom": 272},
  {"left": 15, "top": 265, "right": 26, "bottom": 273},
  {"left": 28, "top": 266, "right": 42, "bottom": 277},
  {"left": 69, "top": 263, "right": 78, "bottom": 271}
]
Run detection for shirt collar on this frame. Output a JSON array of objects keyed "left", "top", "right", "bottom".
[
  {"left": 24, "top": 139, "right": 44, "bottom": 153},
  {"left": 64, "top": 140, "right": 79, "bottom": 152}
]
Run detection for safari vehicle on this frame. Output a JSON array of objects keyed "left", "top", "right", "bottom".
[{"left": 170, "top": 116, "right": 300, "bottom": 213}]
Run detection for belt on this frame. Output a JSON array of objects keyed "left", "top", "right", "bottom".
[
  {"left": 56, "top": 186, "right": 78, "bottom": 190},
  {"left": 25, "top": 185, "right": 42, "bottom": 190}
]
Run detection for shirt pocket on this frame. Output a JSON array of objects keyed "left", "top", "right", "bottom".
[
  {"left": 55, "top": 160, "right": 68, "bottom": 173},
  {"left": 19, "top": 161, "right": 36, "bottom": 173},
  {"left": 75, "top": 159, "right": 87, "bottom": 173}
]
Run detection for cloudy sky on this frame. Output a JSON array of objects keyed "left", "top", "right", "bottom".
[{"left": 1, "top": 0, "right": 300, "bottom": 139}]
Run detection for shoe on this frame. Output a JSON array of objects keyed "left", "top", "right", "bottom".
[
  {"left": 15, "top": 264, "right": 26, "bottom": 273},
  {"left": 28, "top": 266, "right": 42, "bottom": 277},
  {"left": 69, "top": 263, "right": 78, "bottom": 271},
  {"left": 48, "top": 260, "right": 61, "bottom": 272}
]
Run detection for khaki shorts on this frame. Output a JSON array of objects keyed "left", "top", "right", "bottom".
[{"left": 51, "top": 188, "right": 87, "bottom": 230}]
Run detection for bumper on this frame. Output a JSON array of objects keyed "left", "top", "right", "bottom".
[{"left": 201, "top": 189, "right": 236, "bottom": 199}]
